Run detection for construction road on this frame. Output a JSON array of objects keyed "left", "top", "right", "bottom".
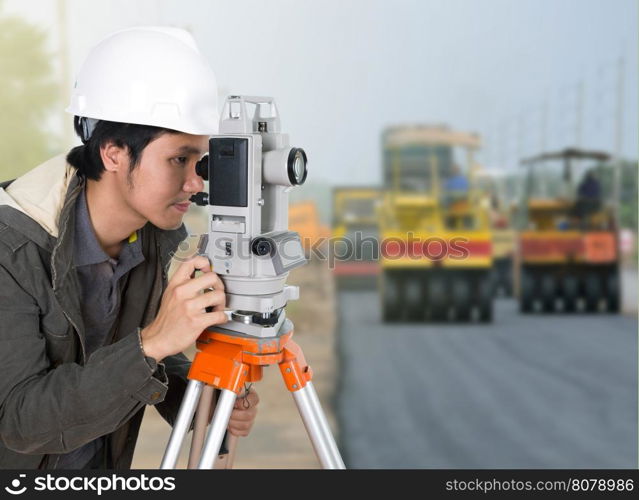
[{"left": 335, "top": 289, "right": 638, "bottom": 468}]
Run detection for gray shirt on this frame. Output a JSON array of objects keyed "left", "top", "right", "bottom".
[{"left": 56, "top": 186, "right": 145, "bottom": 469}]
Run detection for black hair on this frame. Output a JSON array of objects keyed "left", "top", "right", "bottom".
[{"left": 66, "top": 117, "right": 179, "bottom": 181}]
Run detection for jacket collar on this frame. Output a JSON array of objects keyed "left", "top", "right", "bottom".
[
  {"left": 0, "top": 154, "right": 187, "bottom": 273},
  {"left": 0, "top": 155, "right": 74, "bottom": 240},
  {"left": 0, "top": 155, "right": 73, "bottom": 253}
]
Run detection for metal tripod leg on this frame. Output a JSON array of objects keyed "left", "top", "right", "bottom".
[
  {"left": 292, "top": 381, "right": 345, "bottom": 469},
  {"left": 188, "top": 386, "right": 233, "bottom": 469},
  {"left": 188, "top": 384, "right": 215, "bottom": 468},
  {"left": 197, "top": 389, "right": 237, "bottom": 469},
  {"left": 160, "top": 379, "right": 203, "bottom": 469}
]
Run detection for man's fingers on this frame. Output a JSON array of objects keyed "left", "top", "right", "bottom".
[
  {"left": 178, "top": 271, "right": 225, "bottom": 298},
  {"left": 199, "top": 311, "right": 228, "bottom": 328},
  {"left": 226, "top": 389, "right": 258, "bottom": 437},
  {"left": 228, "top": 410, "right": 256, "bottom": 436},
  {"left": 189, "top": 290, "right": 225, "bottom": 313},
  {"left": 171, "top": 256, "right": 212, "bottom": 285},
  {"left": 229, "top": 409, "right": 255, "bottom": 422},
  {"left": 227, "top": 424, "right": 251, "bottom": 437}
]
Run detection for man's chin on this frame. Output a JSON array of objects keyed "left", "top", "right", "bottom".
[{"left": 150, "top": 215, "right": 185, "bottom": 231}]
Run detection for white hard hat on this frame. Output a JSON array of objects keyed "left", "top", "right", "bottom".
[{"left": 66, "top": 27, "right": 219, "bottom": 135}]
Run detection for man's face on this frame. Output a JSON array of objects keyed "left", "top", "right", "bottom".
[{"left": 118, "top": 132, "right": 209, "bottom": 230}]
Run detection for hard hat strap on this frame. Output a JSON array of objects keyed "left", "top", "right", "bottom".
[{"left": 80, "top": 117, "right": 99, "bottom": 143}]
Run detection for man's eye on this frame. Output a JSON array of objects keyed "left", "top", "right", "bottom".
[{"left": 173, "top": 157, "right": 188, "bottom": 166}]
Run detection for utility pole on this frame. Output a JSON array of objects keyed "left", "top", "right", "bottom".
[
  {"left": 57, "top": 0, "right": 72, "bottom": 149},
  {"left": 499, "top": 121, "right": 506, "bottom": 169},
  {"left": 612, "top": 54, "right": 625, "bottom": 307},
  {"left": 517, "top": 112, "right": 525, "bottom": 164},
  {"left": 575, "top": 80, "right": 584, "bottom": 148},
  {"left": 613, "top": 56, "right": 624, "bottom": 227},
  {"left": 540, "top": 97, "right": 548, "bottom": 153}
]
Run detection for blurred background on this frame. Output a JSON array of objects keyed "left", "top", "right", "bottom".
[{"left": 0, "top": 0, "right": 636, "bottom": 468}]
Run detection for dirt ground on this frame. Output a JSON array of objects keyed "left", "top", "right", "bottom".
[{"left": 130, "top": 253, "right": 339, "bottom": 469}]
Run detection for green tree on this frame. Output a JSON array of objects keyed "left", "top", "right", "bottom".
[{"left": 0, "top": 1, "right": 59, "bottom": 181}]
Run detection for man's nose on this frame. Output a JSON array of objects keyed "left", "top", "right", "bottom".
[{"left": 184, "top": 162, "right": 205, "bottom": 193}]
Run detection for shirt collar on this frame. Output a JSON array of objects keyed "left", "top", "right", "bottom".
[{"left": 73, "top": 186, "right": 144, "bottom": 270}]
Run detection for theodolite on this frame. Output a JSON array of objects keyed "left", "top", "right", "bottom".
[{"left": 160, "top": 96, "right": 345, "bottom": 470}]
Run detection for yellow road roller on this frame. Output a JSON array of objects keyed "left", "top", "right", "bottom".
[
  {"left": 379, "top": 125, "right": 494, "bottom": 322},
  {"left": 332, "top": 187, "right": 381, "bottom": 289}
]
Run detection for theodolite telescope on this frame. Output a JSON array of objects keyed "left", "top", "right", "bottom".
[{"left": 191, "top": 95, "right": 308, "bottom": 337}]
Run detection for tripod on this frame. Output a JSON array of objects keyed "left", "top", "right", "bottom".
[{"left": 160, "top": 319, "right": 345, "bottom": 469}]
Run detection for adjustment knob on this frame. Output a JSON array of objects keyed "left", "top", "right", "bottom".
[
  {"left": 190, "top": 192, "right": 209, "bottom": 206},
  {"left": 251, "top": 237, "right": 274, "bottom": 256}
]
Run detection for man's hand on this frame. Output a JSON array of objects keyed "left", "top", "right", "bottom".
[
  {"left": 140, "top": 256, "right": 227, "bottom": 362},
  {"left": 228, "top": 387, "right": 259, "bottom": 437}
]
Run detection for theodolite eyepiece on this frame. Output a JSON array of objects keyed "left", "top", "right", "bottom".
[{"left": 195, "top": 155, "right": 209, "bottom": 181}]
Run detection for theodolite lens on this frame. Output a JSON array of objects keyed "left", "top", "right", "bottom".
[
  {"left": 293, "top": 156, "right": 304, "bottom": 178},
  {"left": 287, "top": 148, "right": 308, "bottom": 185}
]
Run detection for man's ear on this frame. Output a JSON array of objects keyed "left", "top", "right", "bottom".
[{"left": 100, "top": 142, "right": 128, "bottom": 173}]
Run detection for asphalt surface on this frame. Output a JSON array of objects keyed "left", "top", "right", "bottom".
[{"left": 336, "top": 291, "right": 638, "bottom": 468}]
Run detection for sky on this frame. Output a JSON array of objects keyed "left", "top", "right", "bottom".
[{"left": 4, "top": 0, "right": 638, "bottom": 185}]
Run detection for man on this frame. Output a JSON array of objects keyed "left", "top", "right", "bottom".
[
  {"left": 443, "top": 164, "right": 470, "bottom": 194},
  {"left": 574, "top": 169, "right": 602, "bottom": 226},
  {"left": 0, "top": 27, "right": 258, "bottom": 469},
  {"left": 576, "top": 169, "right": 602, "bottom": 206},
  {"left": 443, "top": 164, "right": 469, "bottom": 209}
]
